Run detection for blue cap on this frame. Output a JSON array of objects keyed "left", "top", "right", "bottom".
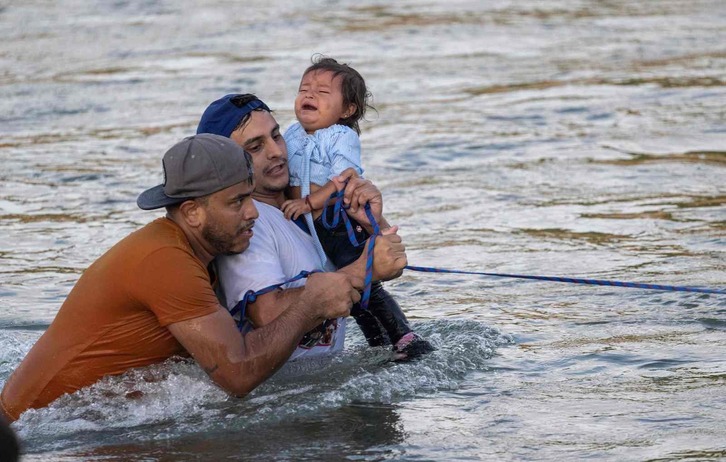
[{"left": 196, "top": 94, "right": 271, "bottom": 138}]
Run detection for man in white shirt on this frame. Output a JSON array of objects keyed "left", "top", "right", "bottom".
[{"left": 198, "top": 94, "right": 407, "bottom": 360}]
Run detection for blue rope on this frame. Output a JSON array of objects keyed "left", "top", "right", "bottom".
[
  {"left": 404, "top": 265, "right": 726, "bottom": 295},
  {"left": 321, "top": 186, "right": 380, "bottom": 246},
  {"left": 360, "top": 235, "right": 377, "bottom": 309},
  {"left": 321, "top": 186, "right": 726, "bottom": 298},
  {"left": 231, "top": 187, "right": 724, "bottom": 329},
  {"left": 321, "top": 185, "right": 380, "bottom": 309}
]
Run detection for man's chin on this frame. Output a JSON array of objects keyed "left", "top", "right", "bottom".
[
  {"left": 258, "top": 180, "right": 288, "bottom": 194},
  {"left": 223, "top": 242, "right": 251, "bottom": 256}
]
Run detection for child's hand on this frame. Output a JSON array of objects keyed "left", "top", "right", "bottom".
[{"left": 281, "top": 198, "right": 311, "bottom": 220}]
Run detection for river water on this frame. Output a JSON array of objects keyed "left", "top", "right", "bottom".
[{"left": 1, "top": 1, "right": 725, "bottom": 460}]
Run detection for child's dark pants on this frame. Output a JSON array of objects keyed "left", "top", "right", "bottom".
[{"left": 314, "top": 209, "right": 412, "bottom": 346}]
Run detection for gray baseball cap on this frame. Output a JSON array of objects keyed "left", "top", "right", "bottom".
[{"left": 137, "top": 133, "right": 253, "bottom": 210}]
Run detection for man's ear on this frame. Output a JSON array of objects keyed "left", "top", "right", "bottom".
[
  {"left": 342, "top": 103, "right": 357, "bottom": 119},
  {"left": 179, "top": 200, "right": 205, "bottom": 228}
]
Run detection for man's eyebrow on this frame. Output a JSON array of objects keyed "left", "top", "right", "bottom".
[
  {"left": 243, "top": 135, "right": 264, "bottom": 146},
  {"left": 230, "top": 191, "right": 253, "bottom": 203},
  {"left": 243, "top": 124, "right": 280, "bottom": 146}
]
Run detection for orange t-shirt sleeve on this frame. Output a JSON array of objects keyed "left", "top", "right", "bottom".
[{"left": 130, "top": 247, "right": 220, "bottom": 326}]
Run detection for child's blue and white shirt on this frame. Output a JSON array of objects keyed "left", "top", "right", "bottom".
[
  {"left": 283, "top": 122, "right": 365, "bottom": 267},
  {"left": 284, "top": 122, "right": 364, "bottom": 190}
]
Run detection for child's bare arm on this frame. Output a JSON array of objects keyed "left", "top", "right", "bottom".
[
  {"left": 307, "top": 181, "right": 339, "bottom": 210},
  {"left": 281, "top": 181, "right": 340, "bottom": 220}
]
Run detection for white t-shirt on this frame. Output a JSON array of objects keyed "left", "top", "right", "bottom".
[{"left": 217, "top": 200, "right": 344, "bottom": 361}]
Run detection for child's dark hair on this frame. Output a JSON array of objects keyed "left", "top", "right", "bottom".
[{"left": 304, "top": 55, "right": 374, "bottom": 135}]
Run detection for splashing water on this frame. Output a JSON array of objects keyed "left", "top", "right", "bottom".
[{"left": 9, "top": 320, "right": 512, "bottom": 454}]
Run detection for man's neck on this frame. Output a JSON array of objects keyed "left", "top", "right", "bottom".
[
  {"left": 253, "top": 190, "right": 287, "bottom": 209},
  {"left": 166, "top": 214, "right": 215, "bottom": 266}
]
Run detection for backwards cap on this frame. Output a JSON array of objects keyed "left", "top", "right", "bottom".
[
  {"left": 137, "top": 133, "right": 253, "bottom": 210},
  {"left": 196, "top": 94, "right": 271, "bottom": 138}
]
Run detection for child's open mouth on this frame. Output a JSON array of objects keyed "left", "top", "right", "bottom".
[{"left": 301, "top": 103, "right": 317, "bottom": 111}]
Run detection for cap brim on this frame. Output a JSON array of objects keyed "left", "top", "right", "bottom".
[{"left": 137, "top": 184, "right": 188, "bottom": 210}]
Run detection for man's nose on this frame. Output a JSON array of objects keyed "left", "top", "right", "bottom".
[
  {"left": 267, "top": 139, "right": 283, "bottom": 158},
  {"left": 244, "top": 200, "right": 259, "bottom": 221}
]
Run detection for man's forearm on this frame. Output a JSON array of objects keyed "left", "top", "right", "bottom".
[
  {"left": 168, "top": 305, "right": 320, "bottom": 398},
  {"left": 248, "top": 287, "right": 305, "bottom": 327},
  {"left": 231, "top": 301, "right": 321, "bottom": 390},
  {"left": 337, "top": 258, "right": 365, "bottom": 290},
  {"left": 170, "top": 274, "right": 357, "bottom": 399},
  {"left": 337, "top": 230, "right": 406, "bottom": 284},
  {"left": 359, "top": 214, "right": 390, "bottom": 234},
  {"left": 223, "top": 275, "right": 357, "bottom": 394}
]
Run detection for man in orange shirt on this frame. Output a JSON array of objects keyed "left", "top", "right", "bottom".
[{"left": 0, "top": 133, "right": 407, "bottom": 422}]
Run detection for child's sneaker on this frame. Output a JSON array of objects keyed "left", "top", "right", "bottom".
[{"left": 392, "top": 332, "right": 435, "bottom": 361}]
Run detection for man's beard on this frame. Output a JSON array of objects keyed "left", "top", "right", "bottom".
[
  {"left": 258, "top": 180, "right": 287, "bottom": 194},
  {"left": 202, "top": 216, "right": 252, "bottom": 256}
]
